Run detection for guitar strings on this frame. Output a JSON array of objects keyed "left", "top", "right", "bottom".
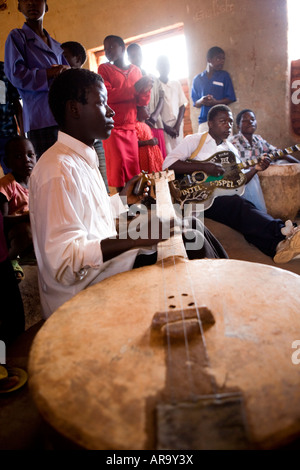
[
  {"left": 155, "top": 175, "right": 218, "bottom": 402},
  {"left": 159, "top": 238, "right": 197, "bottom": 403},
  {"left": 155, "top": 173, "right": 246, "bottom": 404},
  {"left": 155, "top": 176, "right": 196, "bottom": 403}
]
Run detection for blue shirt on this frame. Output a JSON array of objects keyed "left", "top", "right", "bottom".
[
  {"left": 191, "top": 70, "right": 236, "bottom": 124},
  {"left": 4, "top": 23, "right": 68, "bottom": 134}
]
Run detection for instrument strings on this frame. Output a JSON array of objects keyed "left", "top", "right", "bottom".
[{"left": 156, "top": 175, "right": 219, "bottom": 403}]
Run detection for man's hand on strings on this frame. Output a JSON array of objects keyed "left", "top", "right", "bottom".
[{"left": 255, "top": 154, "right": 271, "bottom": 172}]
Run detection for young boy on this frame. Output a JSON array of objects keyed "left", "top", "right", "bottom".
[
  {"left": 61, "top": 41, "right": 87, "bottom": 69},
  {"left": 0, "top": 136, "right": 36, "bottom": 281},
  {"left": 61, "top": 40, "right": 109, "bottom": 191},
  {"left": 191, "top": 46, "right": 236, "bottom": 132},
  {"left": 229, "top": 109, "right": 299, "bottom": 212},
  {"left": 28, "top": 68, "right": 166, "bottom": 318},
  {"left": 156, "top": 55, "right": 187, "bottom": 155},
  {"left": 4, "top": 0, "right": 69, "bottom": 159}
]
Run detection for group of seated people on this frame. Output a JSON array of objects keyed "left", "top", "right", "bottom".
[{"left": 1, "top": 0, "right": 300, "bottom": 346}]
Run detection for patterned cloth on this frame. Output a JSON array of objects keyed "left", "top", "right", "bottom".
[
  {"left": 229, "top": 132, "right": 277, "bottom": 212},
  {"left": 229, "top": 132, "right": 277, "bottom": 160},
  {"left": 135, "top": 121, "right": 164, "bottom": 173}
]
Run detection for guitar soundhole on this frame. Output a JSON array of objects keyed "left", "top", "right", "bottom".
[{"left": 188, "top": 302, "right": 195, "bottom": 306}]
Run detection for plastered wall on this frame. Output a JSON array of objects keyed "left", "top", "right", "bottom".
[{"left": 0, "top": 0, "right": 297, "bottom": 150}]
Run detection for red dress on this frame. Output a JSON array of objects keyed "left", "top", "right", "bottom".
[
  {"left": 98, "top": 63, "right": 150, "bottom": 187},
  {"left": 135, "top": 121, "right": 164, "bottom": 173}
]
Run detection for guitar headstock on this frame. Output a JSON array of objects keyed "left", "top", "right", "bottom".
[
  {"left": 148, "top": 169, "right": 175, "bottom": 184},
  {"left": 133, "top": 169, "right": 175, "bottom": 196}
]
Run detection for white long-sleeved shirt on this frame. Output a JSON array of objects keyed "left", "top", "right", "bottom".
[{"left": 29, "top": 132, "right": 141, "bottom": 318}]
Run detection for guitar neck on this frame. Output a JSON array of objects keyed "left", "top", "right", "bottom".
[
  {"left": 153, "top": 173, "right": 188, "bottom": 261},
  {"left": 237, "top": 144, "right": 300, "bottom": 170}
]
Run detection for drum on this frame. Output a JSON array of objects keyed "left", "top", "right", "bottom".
[
  {"left": 28, "top": 258, "right": 300, "bottom": 450},
  {"left": 259, "top": 163, "right": 300, "bottom": 221}
]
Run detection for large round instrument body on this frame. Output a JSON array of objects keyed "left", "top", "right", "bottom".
[{"left": 28, "top": 258, "right": 300, "bottom": 450}]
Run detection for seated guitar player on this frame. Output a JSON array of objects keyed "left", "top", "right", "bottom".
[{"left": 162, "top": 104, "right": 300, "bottom": 264}]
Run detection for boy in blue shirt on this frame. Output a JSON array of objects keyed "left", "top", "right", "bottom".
[{"left": 191, "top": 46, "right": 236, "bottom": 132}]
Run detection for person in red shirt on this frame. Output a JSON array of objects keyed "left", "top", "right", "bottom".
[
  {"left": 98, "top": 35, "right": 153, "bottom": 192},
  {"left": 0, "top": 136, "right": 36, "bottom": 281},
  {"left": 135, "top": 105, "right": 164, "bottom": 173}
]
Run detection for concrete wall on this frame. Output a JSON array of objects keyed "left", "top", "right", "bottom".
[{"left": 0, "top": 0, "right": 297, "bottom": 150}]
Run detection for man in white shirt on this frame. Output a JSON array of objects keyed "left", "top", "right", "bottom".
[
  {"left": 163, "top": 104, "right": 300, "bottom": 264},
  {"left": 156, "top": 55, "right": 187, "bottom": 154},
  {"left": 29, "top": 70, "right": 228, "bottom": 318},
  {"left": 29, "top": 69, "right": 167, "bottom": 318}
]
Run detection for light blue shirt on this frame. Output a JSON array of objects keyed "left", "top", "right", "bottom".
[{"left": 4, "top": 23, "right": 68, "bottom": 133}]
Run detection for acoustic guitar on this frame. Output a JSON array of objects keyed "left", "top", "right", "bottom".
[
  {"left": 172, "top": 144, "right": 300, "bottom": 210},
  {"left": 28, "top": 170, "right": 300, "bottom": 450}
]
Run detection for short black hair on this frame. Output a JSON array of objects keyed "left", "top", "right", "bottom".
[
  {"left": 236, "top": 109, "right": 255, "bottom": 127},
  {"left": 127, "top": 43, "right": 141, "bottom": 53},
  {"left": 207, "top": 46, "right": 225, "bottom": 61},
  {"left": 104, "top": 35, "right": 125, "bottom": 49},
  {"left": 61, "top": 41, "right": 87, "bottom": 66},
  {"left": 48, "top": 68, "right": 104, "bottom": 127},
  {"left": 4, "top": 135, "right": 33, "bottom": 157},
  {"left": 207, "top": 104, "right": 231, "bottom": 122}
]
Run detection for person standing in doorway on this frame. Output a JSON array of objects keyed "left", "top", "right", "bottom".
[
  {"left": 4, "top": 0, "right": 69, "bottom": 159},
  {"left": 156, "top": 55, "right": 187, "bottom": 155},
  {"left": 191, "top": 46, "right": 236, "bottom": 133}
]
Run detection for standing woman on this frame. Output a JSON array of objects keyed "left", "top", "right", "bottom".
[
  {"left": 98, "top": 36, "right": 152, "bottom": 193},
  {"left": 4, "top": 0, "right": 69, "bottom": 159}
]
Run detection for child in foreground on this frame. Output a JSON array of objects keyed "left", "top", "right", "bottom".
[{"left": 0, "top": 136, "right": 36, "bottom": 281}]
